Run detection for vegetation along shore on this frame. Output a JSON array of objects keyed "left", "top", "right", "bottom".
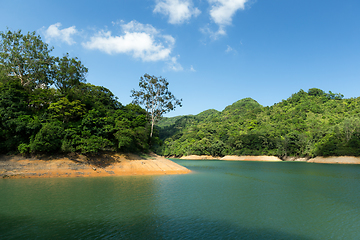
[
  {"left": 156, "top": 89, "right": 360, "bottom": 159},
  {"left": 177, "top": 155, "right": 360, "bottom": 164},
  {"left": 1, "top": 28, "right": 360, "bottom": 179}
]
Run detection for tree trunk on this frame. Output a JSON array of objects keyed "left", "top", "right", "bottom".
[
  {"left": 150, "top": 119, "right": 154, "bottom": 138},
  {"left": 150, "top": 115, "right": 155, "bottom": 139}
]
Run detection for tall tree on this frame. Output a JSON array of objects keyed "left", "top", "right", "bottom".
[
  {"left": 131, "top": 74, "right": 182, "bottom": 138},
  {"left": 0, "top": 29, "right": 54, "bottom": 88},
  {"left": 52, "top": 54, "right": 88, "bottom": 95}
]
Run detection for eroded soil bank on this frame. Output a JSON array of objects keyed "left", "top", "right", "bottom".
[
  {"left": 180, "top": 155, "right": 282, "bottom": 161},
  {"left": 179, "top": 155, "right": 360, "bottom": 164},
  {"left": 307, "top": 156, "right": 360, "bottom": 164},
  {"left": 0, "top": 153, "right": 191, "bottom": 179}
]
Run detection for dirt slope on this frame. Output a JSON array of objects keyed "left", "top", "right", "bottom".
[
  {"left": 0, "top": 153, "right": 190, "bottom": 179},
  {"left": 180, "top": 155, "right": 282, "bottom": 161}
]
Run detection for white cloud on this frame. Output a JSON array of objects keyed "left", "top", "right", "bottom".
[
  {"left": 190, "top": 65, "right": 196, "bottom": 72},
  {"left": 208, "top": 0, "right": 248, "bottom": 37},
  {"left": 83, "top": 20, "right": 183, "bottom": 70},
  {"left": 168, "top": 56, "right": 184, "bottom": 71},
  {"left": 43, "top": 23, "right": 77, "bottom": 45},
  {"left": 154, "top": 0, "right": 201, "bottom": 24},
  {"left": 82, "top": 20, "right": 177, "bottom": 62}
]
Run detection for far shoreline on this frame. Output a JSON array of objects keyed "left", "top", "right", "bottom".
[
  {"left": 2, "top": 153, "right": 359, "bottom": 179},
  {"left": 172, "top": 155, "right": 360, "bottom": 164}
]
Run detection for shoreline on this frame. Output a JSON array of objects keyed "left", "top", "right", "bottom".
[
  {"left": 177, "top": 155, "right": 360, "bottom": 164},
  {"left": 2, "top": 153, "right": 359, "bottom": 179},
  {"left": 0, "top": 153, "right": 191, "bottom": 179},
  {"left": 179, "top": 155, "right": 282, "bottom": 161}
]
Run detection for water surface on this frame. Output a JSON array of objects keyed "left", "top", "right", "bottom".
[{"left": 1, "top": 160, "right": 360, "bottom": 239}]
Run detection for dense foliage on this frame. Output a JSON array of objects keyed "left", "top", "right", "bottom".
[
  {"left": 0, "top": 29, "right": 153, "bottom": 155},
  {"left": 156, "top": 90, "right": 360, "bottom": 158}
]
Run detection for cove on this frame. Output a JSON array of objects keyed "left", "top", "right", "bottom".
[{"left": 1, "top": 160, "right": 360, "bottom": 239}]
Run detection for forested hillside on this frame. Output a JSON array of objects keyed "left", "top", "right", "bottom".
[
  {"left": 2, "top": 29, "right": 359, "bottom": 159},
  {"left": 156, "top": 90, "right": 360, "bottom": 158},
  {"left": 0, "top": 30, "right": 153, "bottom": 155}
]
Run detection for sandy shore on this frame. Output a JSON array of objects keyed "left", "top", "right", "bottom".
[
  {"left": 180, "top": 155, "right": 282, "bottom": 161},
  {"left": 220, "top": 155, "right": 282, "bottom": 161},
  {"left": 179, "top": 155, "right": 360, "bottom": 164},
  {"left": 180, "top": 155, "right": 219, "bottom": 160},
  {"left": 3, "top": 153, "right": 358, "bottom": 179},
  {"left": 0, "top": 153, "right": 190, "bottom": 179},
  {"left": 308, "top": 156, "right": 360, "bottom": 164}
]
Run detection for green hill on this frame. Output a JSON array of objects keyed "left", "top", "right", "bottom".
[{"left": 156, "top": 89, "right": 360, "bottom": 158}]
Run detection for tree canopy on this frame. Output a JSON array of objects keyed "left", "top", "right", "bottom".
[
  {"left": 131, "top": 74, "right": 182, "bottom": 138},
  {"left": 0, "top": 29, "right": 151, "bottom": 155},
  {"left": 0, "top": 29, "right": 54, "bottom": 88}
]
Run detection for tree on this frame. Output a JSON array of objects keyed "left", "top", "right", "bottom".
[
  {"left": 0, "top": 79, "right": 32, "bottom": 152},
  {"left": 52, "top": 54, "right": 88, "bottom": 95},
  {"left": 0, "top": 29, "right": 54, "bottom": 88},
  {"left": 48, "top": 97, "right": 85, "bottom": 123},
  {"left": 74, "top": 83, "right": 122, "bottom": 111},
  {"left": 308, "top": 88, "right": 325, "bottom": 97},
  {"left": 131, "top": 74, "right": 182, "bottom": 139}
]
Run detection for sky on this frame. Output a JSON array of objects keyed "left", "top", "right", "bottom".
[{"left": 1, "top": 0, "right": 359, "bottom": 117}]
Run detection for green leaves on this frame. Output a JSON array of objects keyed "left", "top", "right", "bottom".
[
  {"left": 131, "top": 74, "right": 182, "bottom": 138},
  {"left": 0, "top": 28, "right": 155, "bottom": 156},
  {"left": 52, "top": 54, "right": 88, "bottom": 94},
  {"left": 48, "top": 97, "right": 85, "bottom": 123},
  {"left": 76, "top": 136, "right": 113, "bottom": 154},
  {"left": 29, "top": 121, "right": 64, "bottom": 153},
  {"left": 0, "top": 29, "right": 54, "bottom": 88}
]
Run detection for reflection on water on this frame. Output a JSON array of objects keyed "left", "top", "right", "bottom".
[{"left": 1, "top": 160, "right": 360, "bottom": 239}]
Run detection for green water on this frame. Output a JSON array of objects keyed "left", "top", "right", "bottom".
[{"left": 1, "top": 160, "right": 360, "bottom": 239}]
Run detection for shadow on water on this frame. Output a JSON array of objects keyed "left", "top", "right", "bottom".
[{"left": 0, "top": 214, "right": 313, "bottom": 240}]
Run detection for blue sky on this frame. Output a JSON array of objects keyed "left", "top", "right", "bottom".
[{"left": 1, "top": 0, "right": 359, "bottom": 117}]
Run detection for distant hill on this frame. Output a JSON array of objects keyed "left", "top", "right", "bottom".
[
  {"left": 222, "top": 98, "right": 261, "bottom": 114},
  {"left": 155, "top": 88, "right": 360, "bottom": 158},
  {"left": 196, "top": 109, "right": 220, "bottom": 121}
]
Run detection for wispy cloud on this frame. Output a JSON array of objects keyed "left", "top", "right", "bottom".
[
  {"left": 190, "top": 65, "right": 196, "bottom": 72},
  {"left": 83, "top": 21, "right": 175, "bottom": 62},
  {"left": 225, "top": 45, "right": 237, "bottom": 54},
  {"left": 42, "top": 23, "right": 77, "bottom": 45},
  {"left": 154, "top": 0, "right": 201, "bottom": 24},
  {"left": 168, "top": 56, "right": 184, "bottom": 71},
  {"left": 207, "top": 0, "right": 248, "bottom": 38}
]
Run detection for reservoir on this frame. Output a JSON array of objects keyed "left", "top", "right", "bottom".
[{"left": 1, "top": 160, "right": 360, "bottom": 239}]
